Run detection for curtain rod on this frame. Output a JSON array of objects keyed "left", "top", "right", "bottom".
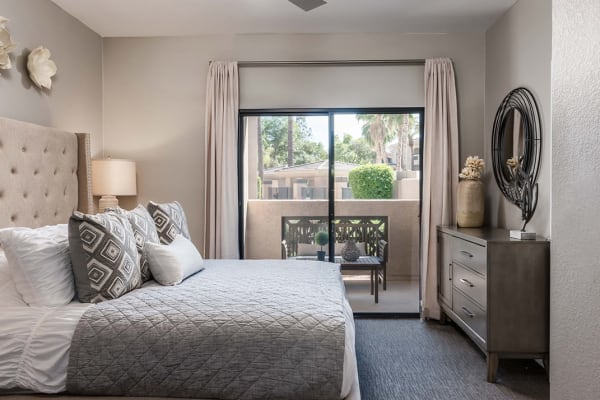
[{"left": 235, "top": 59, "right": 426, "bottom": 67}]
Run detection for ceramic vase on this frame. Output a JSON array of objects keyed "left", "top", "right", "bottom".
[
  {"left": 457, "top": 180, "right": 484, "bottom": 228},
  {"left": 341, "top": 240, "right": 360, "bottom": 261}
]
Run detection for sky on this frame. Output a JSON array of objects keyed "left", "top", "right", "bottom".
[{"left": 306, "top": 114, "right": 364, "bottom": 148}]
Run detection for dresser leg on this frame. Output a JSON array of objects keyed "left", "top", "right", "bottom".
[
  {"left": 439, "top": 311, "right": 448, "bottom": 325},
  {"left": 487, "top": 352, "right": 499, "bottom": 383}
]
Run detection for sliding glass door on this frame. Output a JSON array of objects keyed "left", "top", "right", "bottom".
[{"left": 240, "top": 109, "right": 423, "bottom": 314}]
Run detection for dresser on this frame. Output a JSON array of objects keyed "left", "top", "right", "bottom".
[{"left": 437, "top": 226, "right": 550, "bottom": 382}]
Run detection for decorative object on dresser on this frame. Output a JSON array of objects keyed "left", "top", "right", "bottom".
[
  {"left": 92, "top": 158, "right": 137, "bottom": 212},
  {"left": 457, "top": 155, "right": 485, "bottom": 228},
  {"left": 491, "top": 87, "right": 542, "bottom": 239},
  {"left": 27, "top": 46, "right": 58, "bottom": 89},
  {"left": 437, "top": 225, "right": 549, "bottom": 383}
]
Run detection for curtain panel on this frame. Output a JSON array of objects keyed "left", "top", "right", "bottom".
[
  {"left": 203, "top": 61, "right": 240, "bottom": 259},
  {"left": 421, "top": 58, "right": 459, "bottom": 320}
]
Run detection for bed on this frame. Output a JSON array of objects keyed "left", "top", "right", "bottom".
[{"left": 0, "top": 117, "right": 360, "bottom": 400}]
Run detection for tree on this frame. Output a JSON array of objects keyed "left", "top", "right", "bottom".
[
  {"left": 386, "top": 114, "right": 418, "bottom": 171},
  {"left": 356, "top": 114, "right": 393, "bottom": 164},
  {"left": 260, "top": 116, "right": 326, "bottom": 169},
  {"left": 334, "top": 133, "right": 375, "bottom": 164},
  {"left": 257, "top": 116, "right": 264, "bottom": 199},
  {"left": 287, "top": 116, "right": 294, "bottom": 167}
]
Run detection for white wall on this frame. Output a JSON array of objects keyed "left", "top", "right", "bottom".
[
  {"left": 103, "top": 32, "right": 485, "bottom": 247},
  {"left": 0, "top": 0, "right": 103, "bottom": 156},
  {"left": 550, "top": 0, "right": 600, "bottom": 398},
  {"left": 484, "top": 0, "right": 551, "bottom": 237}
]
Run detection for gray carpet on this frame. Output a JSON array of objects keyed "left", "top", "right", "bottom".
[{"left": 354, "top": 319, "right": 549, "bottom": 400}]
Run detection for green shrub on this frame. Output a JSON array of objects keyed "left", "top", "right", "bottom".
[
  {"left": 315, "top": 231, "right": 329, "bottom": 250},
  {"left": 348, "top": 164, "right": 394, "bottom": 199}
]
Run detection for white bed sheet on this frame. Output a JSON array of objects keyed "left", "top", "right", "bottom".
[
  {"left": 0, "top": 303, "right": 91, "bottom": 393},
  {"left": 1, "top": 281, "right": 360, "bottom": 400}
]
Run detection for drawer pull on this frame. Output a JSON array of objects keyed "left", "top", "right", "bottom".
[
  {"left": 461, "top": 306, "right": 475, "bottom": 318},
  {"left": 459, "top": 278, "right": 474, "bottom": 287},
  {"left": 460, "top": 250, "right": 474, "bottom": 258}
]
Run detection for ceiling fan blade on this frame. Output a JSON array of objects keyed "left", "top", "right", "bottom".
[{"left": 288, "top": 0, "right": 327, "bottom": 12}]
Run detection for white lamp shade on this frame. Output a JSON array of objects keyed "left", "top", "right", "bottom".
[{"left": 92, "top": 159, "right": 137, "bottom": 196}]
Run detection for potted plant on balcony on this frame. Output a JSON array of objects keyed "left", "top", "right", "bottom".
[{"left": 315, "top": 231, "right": 328, "bottom": 261}]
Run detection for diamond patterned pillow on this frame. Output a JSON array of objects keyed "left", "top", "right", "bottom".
[
  {"left": 68, "top": 211, "right": 141, "bottom": 303},
  {"left": 147, "top": 201, "right": 191, "bottom": 245},
  {"left": 108, "top": 205, "right": 159, "bottom": 282}
]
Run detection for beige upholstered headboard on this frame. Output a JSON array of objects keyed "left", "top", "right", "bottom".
[{"left": 0, "top": 117, "right": 93, "bottom": 229}]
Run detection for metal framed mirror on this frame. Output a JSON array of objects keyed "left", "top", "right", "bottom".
[{"left": 491, "top": 87, "right": 542, "bottom": 230}]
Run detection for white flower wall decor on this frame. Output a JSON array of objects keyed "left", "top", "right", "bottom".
[
  {"left": 27, "top": 46, "right": 57, "bottom": 89},
  {"left": 0, "top": 16, "right": 17, "bottom": 70}
]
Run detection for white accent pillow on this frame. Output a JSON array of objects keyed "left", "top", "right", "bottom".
[
  {"left": 0, "top": 250, "right": 25, "bottom": 305},
  {"left": 145, "top": 235, "right": 204, "bottom": 286},
  {"left": 0, "top": 224, "right": 75, "bottom": 306}
]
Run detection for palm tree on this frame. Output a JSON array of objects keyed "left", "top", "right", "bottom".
[
  {"left": 257, "top": 116, "right": 264, "bottom": 198},
  {"left": 386, "top": 114, "right": 417, "bottom": 171},
  {"left": 287, "top": 116, "right": 294, "bottom": 167},
  {"left": 356, "top": 114, "right": 391, "bottom": 164}
]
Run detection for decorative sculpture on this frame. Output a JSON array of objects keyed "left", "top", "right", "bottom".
[
  {"left": 27, "top": 46, "right": 57, "bottom": 89},
  {"left": 0, "top": 16, "right": 16, "bottom": 70}
]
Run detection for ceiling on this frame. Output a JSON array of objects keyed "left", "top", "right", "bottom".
[{"left": 50, "top": 0, "right": 517, "bottom": 37}]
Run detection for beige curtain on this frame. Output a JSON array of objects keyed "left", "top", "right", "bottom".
[
  {"left": 203, "top": 61, "right": 240, "bottom": 259},
  {"left": 421, "top": 58, "right": 459, "bottom": 320}
]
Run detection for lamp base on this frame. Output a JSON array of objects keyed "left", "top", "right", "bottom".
[
  {"left": 98, "top": 195, "right": 119, "bottom": 213},
  {"left": 510, "top": 230, "right": 536, "bottom": 240}
]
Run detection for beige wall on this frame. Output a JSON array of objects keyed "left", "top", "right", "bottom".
[
  {"left": 550, "top": 0, "right": 600, "bottom": 397},
  {"left": 246, "top": 200, "right": 420, "bottom": 279},
  {"left": 102, "top": 32, "right": 485, "bottom": 247},
  {"left": 484, "top": 0, "right": 552, "bottom": 237},
  {"left": 0, "top": 0, "right": 103, "bottom": 156}
]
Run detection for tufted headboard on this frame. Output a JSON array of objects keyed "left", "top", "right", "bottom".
[{"left": 0, "top": 117, "right": 93, "bottom": 228}]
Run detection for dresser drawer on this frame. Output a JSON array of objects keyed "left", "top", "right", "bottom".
[
  {"left": 452, "top": 237, "right": 486, "bottom": 276},
  {"left": 453, "top": 288, "right": 487, "bottom": 341},
  {"left": 453, "top": 262, "right": 486, "bottom": 309}
]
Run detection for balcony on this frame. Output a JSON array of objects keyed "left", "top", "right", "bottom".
[{"left": 245, "top": 199, "right": 419, "bottom": 281}]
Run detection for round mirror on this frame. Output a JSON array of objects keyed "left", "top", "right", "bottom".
[{"left": 491, "top": 87, "right": 542, "bottom": 229}]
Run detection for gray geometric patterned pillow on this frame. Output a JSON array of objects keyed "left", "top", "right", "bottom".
[
  {"left": 147, "top": 201, "right": 191, "bottom": 245},
  {"left": 68, "top": 211, "right": 141, "bottom": 303},
  {"left": 108, "top": 205, "right": 159, "bottom": 282}
]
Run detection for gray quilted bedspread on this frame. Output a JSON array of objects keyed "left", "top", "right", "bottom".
[{"left": 67, "top": 259, "right": 347, "bottom": 400}]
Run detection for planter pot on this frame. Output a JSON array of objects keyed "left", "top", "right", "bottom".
[
  {"left": 457, "top": 180, "right": 484, "bottom": 228},
  {"left": 317, "top": 250, "right": 326, "bottom": 261}
]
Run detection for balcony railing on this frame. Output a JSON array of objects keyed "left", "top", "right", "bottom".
[{"left": 245, "top": 199, "right": 420, "bottom": 280}]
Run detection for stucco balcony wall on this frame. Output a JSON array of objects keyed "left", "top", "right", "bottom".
[{"left": 245, "top": 199, "right": 420, "bottom": 279}]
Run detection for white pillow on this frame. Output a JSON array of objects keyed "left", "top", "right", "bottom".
[
  {"left": 0, "top": 224, "right": 75, "bottom": 306},
  {"left": 0, "top": 250, "right": 26, "bottom": 306},
  {"left": 145, "top": 234, "right": 204, "bottom": 286}
]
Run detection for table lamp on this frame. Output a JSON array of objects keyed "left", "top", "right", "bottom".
[{"left": 92, "top": 158, "right": 137, "bottom": 212}]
